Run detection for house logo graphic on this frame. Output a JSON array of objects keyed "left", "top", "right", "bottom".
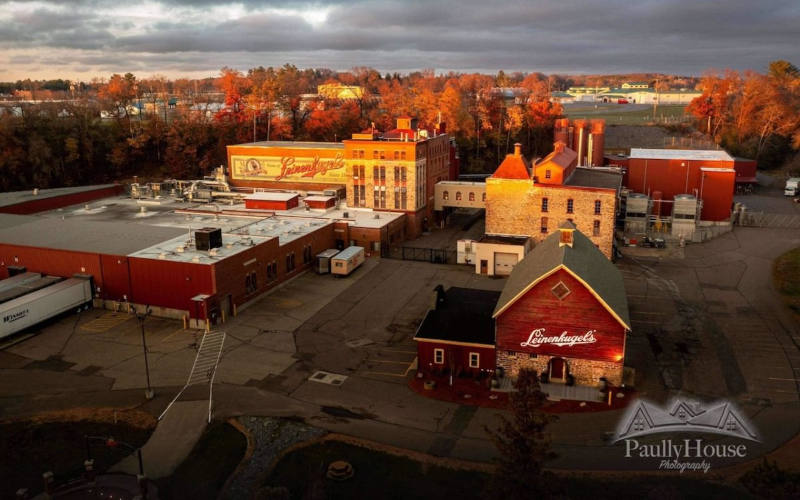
[{"left": 613, "top": 397, "right": 759, "bottom": 443}]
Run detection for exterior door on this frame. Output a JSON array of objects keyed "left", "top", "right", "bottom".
[
  {"left": 494, "top": 252, "right": 518, "bottom": 276},
  {"left": 549, "top": 357, "right": 566, "bottom": 382},
  {"left": 480, "top": 260, "right": 488, "bottom": 275}
]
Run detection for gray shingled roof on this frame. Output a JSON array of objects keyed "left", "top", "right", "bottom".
[{"left": 492, "top": 222, "right": 630, "bottom": 329}]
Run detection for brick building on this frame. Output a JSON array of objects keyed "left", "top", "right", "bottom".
[
  {"left": 415, "top": 223, "right": 630, "bottom": 388},
  {"left": 484, "top": 143, "right": 621, "bottom": 260},
  {"left": 226, "top": 117, "right": 453, "bottom": 239}
]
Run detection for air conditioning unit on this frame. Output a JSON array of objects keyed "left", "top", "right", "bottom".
[{"left": 195, "top": 227, "right": 222, "bottom": 251}]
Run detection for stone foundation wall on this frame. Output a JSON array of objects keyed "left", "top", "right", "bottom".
[{"left": 496, "top": 350, "right": 623, "bottom": 387}]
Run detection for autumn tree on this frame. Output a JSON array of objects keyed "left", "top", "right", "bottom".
[{"left": 484, "top": 369, "right": 560, "bottom": 500}]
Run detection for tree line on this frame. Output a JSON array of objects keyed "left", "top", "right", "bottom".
[{"left": 686, "top": 60, "right": 800, "bottom": 170}]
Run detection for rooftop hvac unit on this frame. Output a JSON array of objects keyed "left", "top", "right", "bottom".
[{"left": 195, "top": 227, "right": 222, "bottom": 251}]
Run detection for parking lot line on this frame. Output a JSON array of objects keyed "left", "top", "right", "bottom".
[
  {"left": 363, "top": 371, "right": 407, "bottom": 377},
  {"left": 80, "top": 313, "right": 132, "bottom": 333}
]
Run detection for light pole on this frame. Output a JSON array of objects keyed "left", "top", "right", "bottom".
[{"left": 135, "top": 306, "right": 154, "bottom": 400}]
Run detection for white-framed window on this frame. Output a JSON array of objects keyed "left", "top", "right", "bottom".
[
  {"left": 434, "top": 348, "right": 444, "bottom": 364},
  {"left": 469, "top": 352, "right": 480, "bottom": 368}
]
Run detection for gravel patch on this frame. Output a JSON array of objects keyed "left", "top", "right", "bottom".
[{"left": 222, "top": 416, "right": 327, "bottom": 499}]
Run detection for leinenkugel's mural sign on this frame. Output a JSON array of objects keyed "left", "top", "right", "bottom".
[
  {"left": 520, "top": 328, "right": 597, "bottom": 348},
  {"left": 230, "top": 154, "right": 347, "bottom": 183}
]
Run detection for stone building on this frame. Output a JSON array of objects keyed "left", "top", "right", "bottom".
[{"left": 485, "top": 142, "right": 621, "bottom": 260}]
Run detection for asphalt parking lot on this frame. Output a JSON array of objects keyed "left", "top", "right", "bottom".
[{"left": 1, "top": 223, "right": 799, "bottom": 469}]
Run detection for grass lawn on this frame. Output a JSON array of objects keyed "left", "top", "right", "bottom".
[
  {"left": 564, "top": 104, "right": 689, "bottom": 126},
  {"left": 774, "top": 247, "right": 800, "bottom": 316},
  {"left": 155, "top": 421, "right": 246, "bottom": 500},
  {"left": 265, "top": 440, "right": 753, "bottom": 500},
  {"left": 0, "top": 420, "right": 153, "bottom": 498}
]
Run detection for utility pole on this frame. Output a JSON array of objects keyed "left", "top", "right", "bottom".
[{"left": 135, "top": 306, "right": 154, "bottom": 400}]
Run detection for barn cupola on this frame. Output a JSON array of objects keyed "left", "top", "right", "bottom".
[{"left": 558, "top": 221, "right": 576, "bottom": 248}]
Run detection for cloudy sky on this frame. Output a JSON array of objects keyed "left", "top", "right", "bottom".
[{"left": 1, "top": 0, "right": 798, "bottom": 81}]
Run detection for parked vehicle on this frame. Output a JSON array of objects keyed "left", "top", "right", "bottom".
[
  {"left": 0, "top": 276, "right": 92, "bottom": 340},
  {"left": 617, "top": 99, "right": 629, "bottom": 104},
  {"left": 640, "top": 235, "right": 666, "bottom": 249},
  {"left": 315, "top": 249, "right": 340, "bottom": 274},
  {"left": 330, "top": 246, "right": 365, "bottom": 276},
  {"left": 784, "top": 178, "right": 799, "bottom": 196}
]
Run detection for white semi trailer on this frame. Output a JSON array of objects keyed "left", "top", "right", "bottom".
[
  {"left": 0, "top": 277, "right": 93, "bottom": 340},
  {"left": 0, "top": 272, "right": 42, "bottom": 293}
]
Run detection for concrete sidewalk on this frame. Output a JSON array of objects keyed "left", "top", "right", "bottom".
[{"left": 112, "top": 400, "right": 208, "bottom": 479}]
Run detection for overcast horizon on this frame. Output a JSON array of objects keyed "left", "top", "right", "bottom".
[{"left": 1, "top": 0, "right": 798, "bottom": 81}]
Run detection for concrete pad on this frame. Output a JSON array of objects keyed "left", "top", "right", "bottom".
[
  {"left": 216, "top": 345, "right": 296, "bottom": 385},
  {"left": 113, "top": 400, "right": 208, "bottom": 479}
]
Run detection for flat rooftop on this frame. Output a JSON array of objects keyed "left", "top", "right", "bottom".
[
  {"left": 0, "top": 184, "right": 118, "bottom": 208},
  {"left": 0, "top": 214, "right": 187, "bottom": 255},
  {"left": 564, "top": 168, "right": 623, "bottom": 190},
  {"left": 629, "top": 148, "right": 733, "bottom": 161},
  {"left": 229, "top": 141, "right": 344, "bottom": 150},
  {"left": 415, "top": 287, "right": 501, "bottom": 346}
]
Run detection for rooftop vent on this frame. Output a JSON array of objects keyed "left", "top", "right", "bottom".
[
  {"left": 195, "top": 227, "right": 222, "bottom": 251},
  {"left": 176, "top": 246, "right": 185, "bottom": 253},
  {"left": 192, "top": 255, "right": 201, "bottom": 263},
  {"left": 158, "top": 253, "right": 167, "bottom": 260}
]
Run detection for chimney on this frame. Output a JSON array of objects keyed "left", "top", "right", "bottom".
[
  {"left": 514, "top": 143, "right": 521, "bottom": 157},
  {"left": 554, "top": 141, "right": 566, "bottom": 153}
]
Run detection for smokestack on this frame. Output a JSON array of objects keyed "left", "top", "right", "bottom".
[{"left": 514, "top": 143, "right": 521, "bottom": 157}]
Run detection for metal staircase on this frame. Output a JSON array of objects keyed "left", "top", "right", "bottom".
[{"left": 159, "top": 330, "right": 226, "bottom": 423}]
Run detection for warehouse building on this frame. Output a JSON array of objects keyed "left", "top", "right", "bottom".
[
  {"left": 0, "top": 186, "right": 417, "bottom": 327},
  {"left": 613, "top": 148, "right": 740, "bottom": 222}
]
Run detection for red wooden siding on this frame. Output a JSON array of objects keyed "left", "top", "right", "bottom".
[
  {"left": 495, "top": 268, "right": 626, "bottom": 363},
  {"left": 416, "top": 340, "right": 495, "bottom": 376}
]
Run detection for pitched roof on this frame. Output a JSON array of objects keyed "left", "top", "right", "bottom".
[
  {"left": 492, "top": 153, "right": 531, "bottom": 180},
  {"left": 492, "top": 222, "right": 630, "bottom": 330},
  {"left": 414, "top": 287, "right": 501, "bottom": 346}
]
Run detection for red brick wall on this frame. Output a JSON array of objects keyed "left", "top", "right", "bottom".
[{"left": 495, "top": 268, "right": 626, "bottom": 363}]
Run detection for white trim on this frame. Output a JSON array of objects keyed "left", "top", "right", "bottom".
[{"left": 434, "top": 348, "right": 444, "bottom": 364}]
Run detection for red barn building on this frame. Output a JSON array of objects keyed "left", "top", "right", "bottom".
[
  {"left": 415, "top": 222, "right": 631, "bottom": 388},
  {"left": 493, "top": 222, "right": 631, "bottom": 386}
]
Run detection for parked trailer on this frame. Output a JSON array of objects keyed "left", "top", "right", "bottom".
[
  {"left": 0, "top": 272, "right": 42, "bottom": 293},
  {"left": 315, "top": 249, "right": 341, "bottom": 274},
  {"left": 0, "top": 277, "right": 92, "bottom": 340},
  {"left": 785, "top": 178, "right": 800, "bottom": 196},
  {"left": 330, "top": 246, "right": 365, "bottom": 277},
  {"left": 0, "top": 276, "right": 63, "bottom": 304}
]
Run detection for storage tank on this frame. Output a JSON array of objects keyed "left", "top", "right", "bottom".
[
  {"left": 589, "top": 119, "right": 605, "bottom": 167},
  {"left": 572, "top": 119, "right": 589, "bottom": 166},
  {"left": 624, "top": 193, "right": 649, "bottom": 234}
]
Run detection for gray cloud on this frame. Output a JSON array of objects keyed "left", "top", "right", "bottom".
[{"left": 0, "top": 0, "right": 798, "bottom": 79}]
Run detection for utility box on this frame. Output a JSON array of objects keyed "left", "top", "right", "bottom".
[
  {"left": 195, "top": 227, "right": 222, "bottom": 251},
  {"left": 672, "top": 194, "right": 699, "bottom": 239}
]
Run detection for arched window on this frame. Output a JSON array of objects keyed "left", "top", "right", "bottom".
[
  {"left": 443, "top": 191, "right": 449, "bottom": 200},
  {"left": 468, "top": 192, "right": 475, "bottom": 202},
  {"left": 456, "top": 192, "right": 462, "bottom": 201}
]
